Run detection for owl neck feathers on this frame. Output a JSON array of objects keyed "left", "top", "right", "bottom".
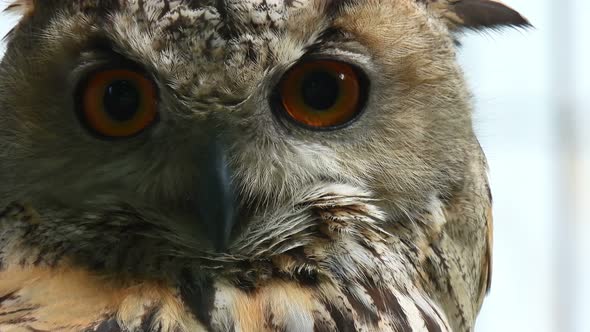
[{"left": 0, "top": 184, "right": 452, "bottom": 331}]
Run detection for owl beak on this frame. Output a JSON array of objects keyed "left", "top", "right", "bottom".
[{"left": 195, "top": 137, "right": 238, "bottom": 252}]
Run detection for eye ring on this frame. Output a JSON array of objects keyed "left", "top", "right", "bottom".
[
  {"left": 272, "top": 59, "right": 369, "bottom": 130},
  {"left": 76, "top": 66, "right": 159, "bottom": 139}
]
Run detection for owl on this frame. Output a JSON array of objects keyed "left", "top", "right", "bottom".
[{"left": 0, "top": 0, "right": 528, "bottom": 331}]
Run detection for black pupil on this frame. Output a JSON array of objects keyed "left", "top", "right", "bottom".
[
  {"left": 103, "top": 80, "right": 141, "bottom": 121},
  {"left": 301, "top": 71, "right": 340, "bottom": 110}
]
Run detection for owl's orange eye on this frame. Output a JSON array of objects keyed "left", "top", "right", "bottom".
[
  {"left": 77, "top": 68, "right": 158, "bottom": 138},
  {"left": 276, "top": 59, "right": 368, "bottom": 129}
]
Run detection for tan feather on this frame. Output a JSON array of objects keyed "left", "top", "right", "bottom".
[{"left": 0, "top": 265, "right": 192, "bottom": 332}]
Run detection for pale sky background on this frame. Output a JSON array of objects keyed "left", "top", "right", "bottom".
[
  {"left": 458, "top": 1, "right": 589, "bottom": 331},
  {"left": 0, "top": 1, "right": 588, "bottom": 331}
]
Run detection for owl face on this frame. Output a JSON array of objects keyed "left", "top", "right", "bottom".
[{"left": 0, "top": 0, "right": 481, "bottom": 255}]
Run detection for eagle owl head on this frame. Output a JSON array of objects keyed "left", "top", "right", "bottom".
[{"left": 0, "top": 1, "right": 528, "bottom": 331}]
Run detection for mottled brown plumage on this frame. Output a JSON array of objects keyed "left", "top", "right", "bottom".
[{"left": 0, "top": 0, "right": 528, "bottom": 331}]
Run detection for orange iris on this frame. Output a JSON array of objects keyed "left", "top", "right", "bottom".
[
  {"left": 278, "top": 60, "right": 365, "bottom": 129},
  {"left": 79, "top": 69, "right": 158, "bottom": 138}
]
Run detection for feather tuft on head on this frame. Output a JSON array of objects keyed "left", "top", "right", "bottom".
[
  {"left": 419, "top": 0, "right": 531, "bottom": 31},
  {"left": 4, "top": 0, "right": 34, "bottom": 16},
  {"left": 3, "top": 0, "right": 35, "bottom": 41}
]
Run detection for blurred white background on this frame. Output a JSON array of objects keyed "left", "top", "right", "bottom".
[
  {"left": 458, "top": 1, "right": 589, "bottom": 331},
  {"left": 0, "top": 1, "right": 587, "bottom": 331}
]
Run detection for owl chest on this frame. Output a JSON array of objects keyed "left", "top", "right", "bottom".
[{"left": 0, "top": 265, "right": 451, "bottom": 332}]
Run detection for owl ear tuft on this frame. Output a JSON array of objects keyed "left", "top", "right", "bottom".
[
  {"left": 4, "top": 0, "right": 35, "bottom": 17},
  {"left": 421, "top": 0, "right": 531, "bottom": 31},
  {"left": 2, "top": 0, "right": 35, "bottom": 41}
]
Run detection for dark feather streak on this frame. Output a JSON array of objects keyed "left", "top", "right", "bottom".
[
  {"left": 140, "top": 305, "right": 162, "bottom": 332},
  {"left": 417, "top": 304, "right": 443, "bottom": 332},
  {"left": 323, "top": 301, "right": 357, "bottom": 332},
  {"left": 86, "top": 318, "right": 122, "bottom": 332},
  {"left": 364, "top": 284, "right": 411, "bottom": 330},
  {"left": 179, "top": 270, "right": 216, "bottom": 329},
  {"left": 343, "top": 288, "right": 380, "bottom": 326}
]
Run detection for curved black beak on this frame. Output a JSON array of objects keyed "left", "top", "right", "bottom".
[{"left": 195, "top": 135, "right": 238, "bottom": 252}]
